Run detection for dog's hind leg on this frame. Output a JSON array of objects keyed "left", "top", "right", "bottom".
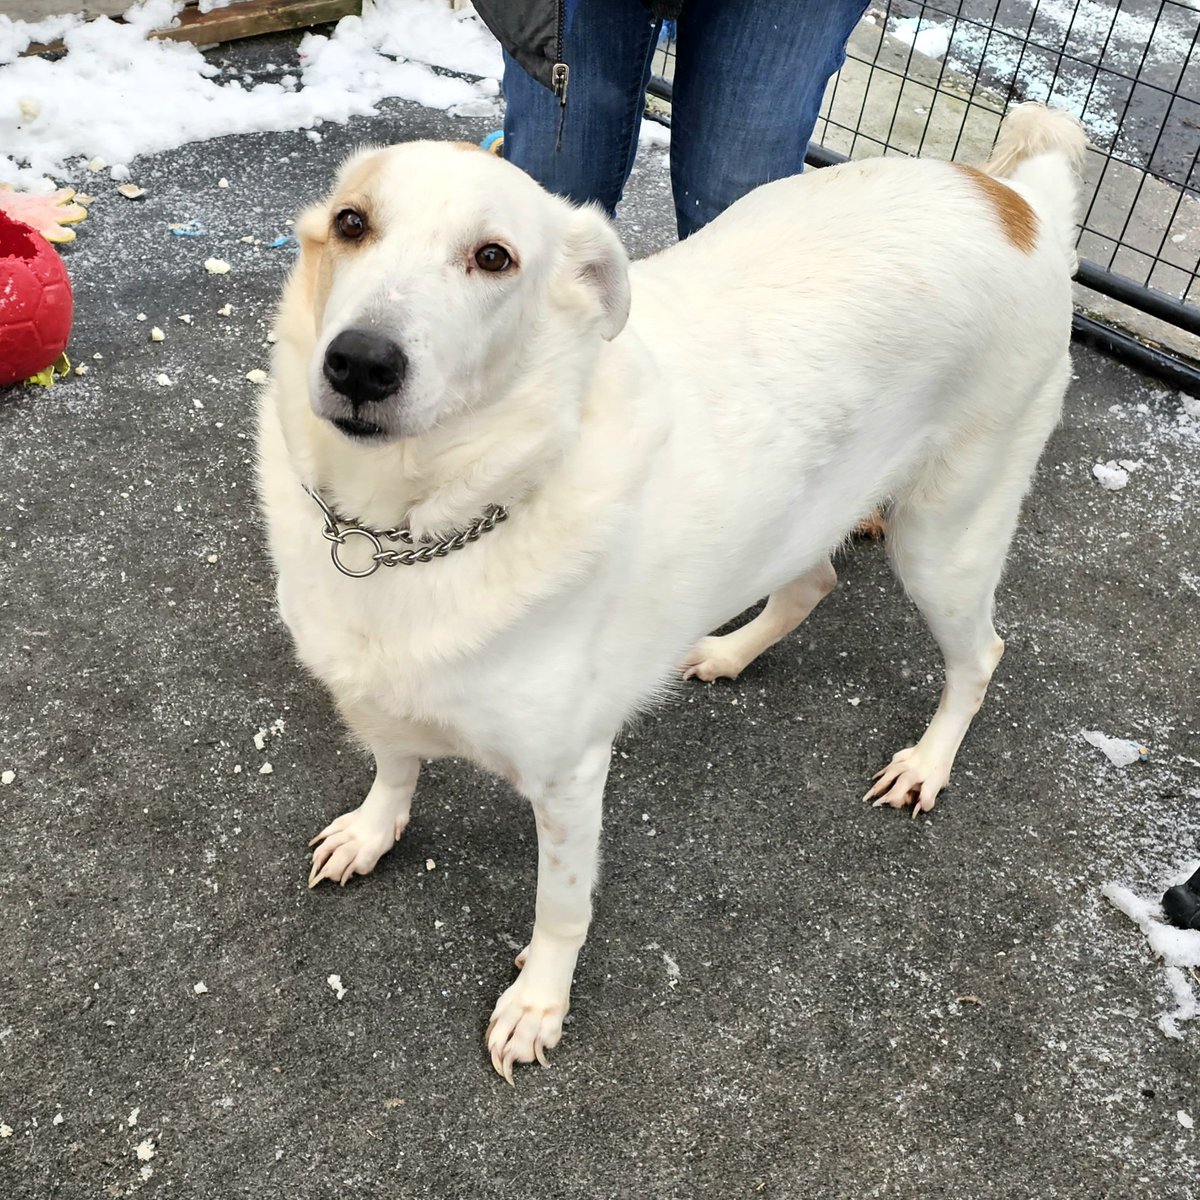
[
  {"left": 681, "top": 559, "right": 837, "bottom": 682},
  {"left": 865, "top": 369, "right": 1066, "bottom": 815}
]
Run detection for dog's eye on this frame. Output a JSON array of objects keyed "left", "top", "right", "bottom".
[
  {"left": 335, "top": 209, "right": 367, "bottom": 241},
  {"left": 474, "top": 244, "right": 512, "bottom": 273}
]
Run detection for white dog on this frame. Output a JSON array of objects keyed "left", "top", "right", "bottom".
[{"left": 256, "top": 104, "right": 1085, "bottom": 1079}]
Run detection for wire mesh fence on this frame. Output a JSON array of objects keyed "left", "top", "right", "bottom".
[{"left": 650, "top": 1, "right": 1200, "bottom": 335}]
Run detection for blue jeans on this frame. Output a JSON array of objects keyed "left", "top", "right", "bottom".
[{"left": 502, "top": 0, "right": 870, "bottom": 239}]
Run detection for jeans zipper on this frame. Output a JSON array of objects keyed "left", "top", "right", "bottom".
[
  {"left": 552, "top": 0, "right": 569, "bottom": 149},
  {"left": 551, "top": 61, "right": 570, "bottom": 105}
]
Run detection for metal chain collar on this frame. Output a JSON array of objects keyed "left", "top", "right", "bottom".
[{"left": 303, "top": 484, "right": 508, "bottom": 578}]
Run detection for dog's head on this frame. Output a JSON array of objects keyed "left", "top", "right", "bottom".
[{"left": 286, "top": 140, "right": 630, "bottom": 444}]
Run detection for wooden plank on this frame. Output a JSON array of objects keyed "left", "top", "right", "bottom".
[
  {"left": 154, "top": 0, "right": 360, "bottom": 47},
  {"left": 22, "top": 0, "right": 360, "bottom": 53}
]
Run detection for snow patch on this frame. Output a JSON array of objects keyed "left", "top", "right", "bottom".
[
  {"left": 0, "top": 0, "right": 502, "bottom": 189},
  {"left": 891, "top": 17, "right": 951, "bottom": 60},
  {"left": 888, "top": 0, "right": 1198, "bottom": 152},
  {"left": 638, "top": 118, "right": 671, "bottom": 149}
]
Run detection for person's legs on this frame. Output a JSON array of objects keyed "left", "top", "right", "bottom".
[
  {"left": 502, "top": 0, "right": 661, "bottom": 216},
  {"left": 670, "top": 0, "right": 870, "bottom": 237}
]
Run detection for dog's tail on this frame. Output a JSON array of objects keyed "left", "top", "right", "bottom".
[{"left": 982, "top": 102, "right": 1087, "bottom": 267}]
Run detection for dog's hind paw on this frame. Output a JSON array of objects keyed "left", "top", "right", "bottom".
[
  {"left": 307, "top": 805, "right": 406, "bottom": 888},
  {"left": 863, "top": 746, "right": 948, "bottom": 818},
  {"left": 680, "top": 636, "right": 743, "bottom": 682}
]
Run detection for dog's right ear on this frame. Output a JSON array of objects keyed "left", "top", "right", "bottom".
[
  {"left": 292, "top": 204, "right": 329, "bottom": 310},
  {"left": 559, "top": 205, "right": 631, "bottom": 341}
]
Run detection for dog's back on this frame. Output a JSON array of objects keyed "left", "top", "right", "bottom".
[
  {"left": 631, "top": 104, "right": 1084, "bottom": 400},
  {"left": 620, "top": 105, "right": 1085, "bottom": 562}
]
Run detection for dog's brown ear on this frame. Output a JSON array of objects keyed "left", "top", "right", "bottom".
[
  {"left": 292, "top": 204, "right": 329, "bottom": 310},
  {"left": 560, "top": 205, "right": 630, "bottom": 340}
]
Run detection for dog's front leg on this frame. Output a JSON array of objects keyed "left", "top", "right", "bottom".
[{"left": 487, "top": 742, "right": 611, "bottom": 1082}]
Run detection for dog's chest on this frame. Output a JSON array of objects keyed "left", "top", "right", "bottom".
[{"left": 275, "top": 547, "right": 570, "bottom": 761}]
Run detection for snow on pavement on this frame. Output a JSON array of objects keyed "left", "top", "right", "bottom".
[
  {"left": 1, "top": 0, "right": 668, "bottom": 191},
  {"left": 889, "top": 0, "right": 1199, "bottom": 153},
  {"left": 0, "top": 0, "right": 502, "bottom": 190}
]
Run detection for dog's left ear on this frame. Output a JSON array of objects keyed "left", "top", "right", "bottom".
[{"left": 560, "top": 205, "right": 631, "bottom": 340}]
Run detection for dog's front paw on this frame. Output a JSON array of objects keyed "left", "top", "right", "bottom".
[
  {"left": 863, "top": 746, "right": 949, "bottom": 817},
  {"left": 307, "top": 805, "right": 407, "bottom": 888},
  {"left": 485, "top": 970, "right": 570, "bottom": 1083}
]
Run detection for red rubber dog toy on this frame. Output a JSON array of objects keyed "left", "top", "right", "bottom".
[{"left": 0, "top": 209, "right": 73, "bottom": 387}]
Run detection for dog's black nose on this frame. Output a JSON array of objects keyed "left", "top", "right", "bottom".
[{"left": 323, "top": 329, "right": 407, "bottom": 407}]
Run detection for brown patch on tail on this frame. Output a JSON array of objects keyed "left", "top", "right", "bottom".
[{"left": 953, "top": 164, "right": 1039, "bottom": 254}]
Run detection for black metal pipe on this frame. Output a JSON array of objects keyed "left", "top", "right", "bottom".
[
  {"left": 1072, "top": 312, "right": 1200, "bottom": 394},
  {"left": 1075, "top": 261, "right": 1200, "bottom": 338},
  {"left": 805, "top": 142, "right": 845, "bottom": 170},
  {"left": 646, "top": 77, "right": 673, "bottom": 104}
]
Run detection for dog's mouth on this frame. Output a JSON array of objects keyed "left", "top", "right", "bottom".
[{"left": 331, "top": 415, "right": 389, "bottom": 441}]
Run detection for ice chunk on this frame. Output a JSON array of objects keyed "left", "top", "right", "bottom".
[
  {"left": 1092, "top": 461, "right": 1128, "bottom": 490},
  {"left": 1082, "top": 730, "right": 1147, "bottom": 766}
]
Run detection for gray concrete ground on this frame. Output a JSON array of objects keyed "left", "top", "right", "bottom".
[{"left": 2, "top": 32, "right": 1200, "bottom": 1200}]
